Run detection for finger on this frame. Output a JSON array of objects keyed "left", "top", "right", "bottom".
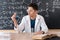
[
  {"left": 12, "top": 13, "right": 16, "bottom": 18},
  {"left": 14, "top": 12, "right": 16, "bottom": 16}
]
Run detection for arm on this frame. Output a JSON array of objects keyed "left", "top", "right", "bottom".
[
  {"left": 40, "top": 16, "right": 48, "bottom": 34},
  {"left": 34, "top": 16, "right": 48, "bottom": 35},
  {"left": 11, "top": 13, "right": 25, "bottom": 32}
]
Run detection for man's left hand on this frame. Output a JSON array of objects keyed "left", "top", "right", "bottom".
[{"left": 34, "top": 31, "right": 44, "bottom": 35}]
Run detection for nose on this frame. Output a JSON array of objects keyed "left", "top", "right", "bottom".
[
  {"left": 27, "top": 9, "right": 28, "bottom": 12},
  {"left": 27, "top": 9, "right": 29, "bottom": 12},
  {"left": 27, "top": 9, "right": 29, "bottom": 14}
]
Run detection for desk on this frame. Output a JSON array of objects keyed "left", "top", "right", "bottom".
[
  {"left": 0, "top": 32, "right": 33, "bottom": 40},
  {"left": 11, "top": 33, "right": 32, "bottom": 40},
  {"left": 0, "top": 29, "right": 60, "bottom": 40}
]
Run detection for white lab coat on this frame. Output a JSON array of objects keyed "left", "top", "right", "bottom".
[{"left": 14, "top": 14, "right": 48, "bottom": 33}]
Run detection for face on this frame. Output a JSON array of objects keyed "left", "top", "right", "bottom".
[{"left": 27, "top": 7, "right": 37, "bottom": 17}]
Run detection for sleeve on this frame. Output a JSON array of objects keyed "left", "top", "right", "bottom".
[
  {"left": 14, "top": 17, "right": 25, "bottom": 33},
  {"left": 40, "top": 16, "right": 48, "bottom": 33}
]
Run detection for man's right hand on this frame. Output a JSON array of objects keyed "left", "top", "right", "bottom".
[
  {"left": 11, "top": 13, "right": 18, "bottom": 28},
  {"left": 11, "top": 13, "right": 16, "bottom": 21}
]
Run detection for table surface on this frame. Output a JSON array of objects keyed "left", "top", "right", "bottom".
[{"left": 0, "top": 29, "right": 60, "bottom": 40}]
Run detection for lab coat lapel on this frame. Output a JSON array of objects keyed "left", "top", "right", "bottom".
[
  {"left": 35, "top": 14, "right": 40, "bottom": 32},
  {"left": 27, "top": 15, "right": 31, "bottom": 32}
]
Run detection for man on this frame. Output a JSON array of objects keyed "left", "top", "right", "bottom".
[{"left": 11, "top": 3, "right": 48, "bottom": 34}]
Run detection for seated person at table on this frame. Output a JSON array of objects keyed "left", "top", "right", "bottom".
[{"left": 11, "top": 3, "right": 48, "bottom": 34}]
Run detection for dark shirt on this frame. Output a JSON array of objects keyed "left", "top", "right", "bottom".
[{"left": 30, "top": 19, "right": 35, "bottom": 32}]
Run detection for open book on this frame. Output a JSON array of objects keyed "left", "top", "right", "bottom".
[{"left": 32, "top": 34, "right": 57, "bottom": 40}]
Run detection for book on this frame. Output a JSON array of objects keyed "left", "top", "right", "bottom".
[{"left": 32, "top": 34, "right": 57, "bottom": 40}]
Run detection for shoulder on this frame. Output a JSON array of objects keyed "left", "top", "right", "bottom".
[
  {"left": 22, "top": 15, "right": 29, "bottom": 20},
  {"left": 37, "top": 14, "right": 44, "bottom": 19}
]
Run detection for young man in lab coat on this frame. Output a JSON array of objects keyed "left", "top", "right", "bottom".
[{"left": 11, "top": 3, "right": 48, "bottom": 34}]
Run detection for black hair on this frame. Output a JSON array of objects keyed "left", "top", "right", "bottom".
[{"left": 28, "top": 3, "right": 38, "bottom": 10}]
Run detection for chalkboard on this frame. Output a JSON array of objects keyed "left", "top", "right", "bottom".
[{"left": 0, "top": 0, "right": 60, "bottom": 29}]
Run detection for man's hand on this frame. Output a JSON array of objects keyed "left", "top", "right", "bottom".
[
  {"left": 11, "top": 13, "right": 18, "bottom": 28},
  {"left": 34, "top": 31, "right": 44, "bottom": 35},
  {"left": 11, "top": 13, "right": 16, "bottom": 21}
]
